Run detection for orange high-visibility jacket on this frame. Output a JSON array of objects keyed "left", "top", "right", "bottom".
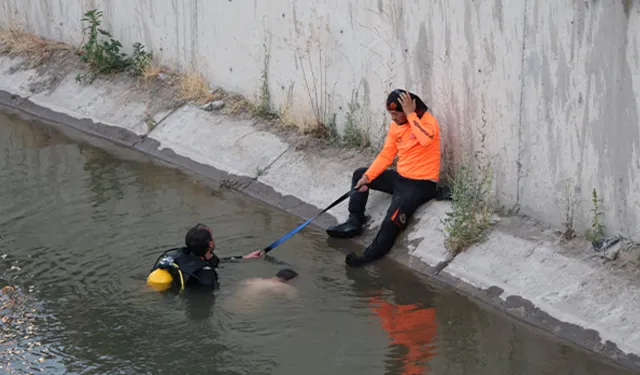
[{"left": 365, "top": 112, "right": 440, "bottom": 182}]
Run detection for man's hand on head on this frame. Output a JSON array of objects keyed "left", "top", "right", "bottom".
[{"left": 398, "top": 91, "right": 416, "bottom": 116}]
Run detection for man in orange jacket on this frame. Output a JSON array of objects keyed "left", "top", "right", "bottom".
[{"left": 327, "top": 89, "right": 441, "bottom": 267}]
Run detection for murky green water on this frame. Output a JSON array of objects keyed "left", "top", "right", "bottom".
[{"left": 0, "top": 111, "right": 635, "bottom": 375}]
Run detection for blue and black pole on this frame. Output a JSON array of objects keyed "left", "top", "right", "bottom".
[{"left": 222, "top": 188, "right": 356, "bottom": 260}]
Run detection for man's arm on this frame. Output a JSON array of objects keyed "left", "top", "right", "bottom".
[
  {"left": 219, "top": 255, "right": 244, "bottom": 261},
  {"left": 363, "top": 129, "right": 398, "bottom": 181},
  {"left": 219, "top": 250, "right": 265, "bottom": 262},
  {"left": 397, "top": 91, "right": 438, "bottom": 147},
  {"left": 407, "top": 112, "right": 438, "bottom": 147}
]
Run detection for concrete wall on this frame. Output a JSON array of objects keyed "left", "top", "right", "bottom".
[{"left": 1, "top": 0, "right": 639, "bottom": 240}]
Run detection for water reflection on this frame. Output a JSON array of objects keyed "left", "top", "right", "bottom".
[
  {"left": 344, "top": 263, "right": 438, "bottom": 375},
  {"left": 80, "top": 145, "right": 126, "bottom": 208}
]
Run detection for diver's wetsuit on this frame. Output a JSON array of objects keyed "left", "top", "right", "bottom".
[
  {"left": 158, "top": 247, "right": 220, "bottom": 289},
  {"left": 153, "top": 247, "right": 248, "bottom": 290}
]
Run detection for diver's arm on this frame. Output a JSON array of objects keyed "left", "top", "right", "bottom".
[
  {"left": 219, "top": 255, "right": 244, "bottom": 262},
  {"left": 220, "top": 250, "right": 265, "bottom": 262}
]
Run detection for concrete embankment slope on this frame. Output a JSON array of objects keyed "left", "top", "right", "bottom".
[{"left": 1, "top": 55, "right": 639, "bottom": 370}]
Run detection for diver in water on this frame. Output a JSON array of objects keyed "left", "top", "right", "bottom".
[{"left": 146, "top": 223, "right": 264, "bottom": 292}]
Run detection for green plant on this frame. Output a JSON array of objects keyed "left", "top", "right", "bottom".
[
  {"left": 341, "top": 102, "right": 371, "bottom": 148},
  {"left": 326, "top": 113, "right": 339, "bottom": 141},
  {"left": 442, "top": 163, "right": 493, "bottom": 255},
  {"left": 255, "top": 166, "right": 267, "bottom": 178},
  {"left": 144, "top": 115, "right": 157, "bottom": 131},
  {"left": 76, "top": 9, "right": 151, "bottom": 83},
  {"left": 77, "top": 9, "right": 129, "bottom": 83},
  {"left": 586, "top": 188, "right": 605, "bottom": 245},
  {"left": 251, "top": 41, "right": 277, "bottom": 120},
  {"left": 561, "top": 178, "right": 579, "bottom": 240},
  {"left": 129, "top": 42, "right": 152, "bottom": 77}
]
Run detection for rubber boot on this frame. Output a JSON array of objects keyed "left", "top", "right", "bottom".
[
  {"left": 326, "top": 213, "right": 365, "bottom": 239},
  {"left": 345, "top": 252, "right": 369, "bottom": 267}
]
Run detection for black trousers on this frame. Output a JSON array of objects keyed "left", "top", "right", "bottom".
[{"left": 349, "top": 167, "right": 437, "bottom": 263}]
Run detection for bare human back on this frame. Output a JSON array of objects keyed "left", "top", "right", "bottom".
[{"left": 224, "top": 268, "right": 299, "bottom": 314}]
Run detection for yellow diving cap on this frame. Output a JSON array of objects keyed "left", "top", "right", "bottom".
[{"left": 147, "top": 268, "right": 174, "bottom": 292}]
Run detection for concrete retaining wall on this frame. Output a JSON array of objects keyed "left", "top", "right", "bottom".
[{"left": 2, "top": 0, "right": 638, "bottom": 243}]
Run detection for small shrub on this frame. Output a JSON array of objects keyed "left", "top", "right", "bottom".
[
  {"left": 129, "top": 42, "right": 152, "bottom": 77},
  {"left": 77, "top": 9, "right": 152, "bottom": 83},
  {"left": 586, "top": 188, "right": 605, "bottom": 246},
  {"left": 341, "top": 103, "right": 371, "bottom": 148},
  {"left": 442, "top": 163, "right": 493, "bottom": 255},
  {"left": 250, "top": 46, "right": 277, "bottom": 120},
  {"left": 77, "top": 9, "right": 129, "bottom": 83}
]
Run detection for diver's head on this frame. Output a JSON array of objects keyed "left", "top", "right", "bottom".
[
  {"left": 185, "top": 223, "right": 215, "bottom": 260},
  {"left": 275, "top": 268, "right": 298, "bottom": 282}
]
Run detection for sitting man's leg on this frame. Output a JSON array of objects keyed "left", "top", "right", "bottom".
[
  {"left": 346, "top": 178, "right": 437, "bottom": 267},
  {"left": 327, "top": 167, "right": 396, "bottom": 239}
]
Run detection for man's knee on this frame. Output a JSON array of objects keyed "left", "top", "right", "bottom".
[
  {"left": 385, "top": 197, "right": 416, "bottom": 230},
  {"left": 353, "top": 167, "right": 368, "bottom": 180},
  {"left": 386, "top": 208, "right": 411, "bottom": 231}
]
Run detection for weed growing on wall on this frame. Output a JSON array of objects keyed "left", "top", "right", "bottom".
[
  {"left": 341, "top": 102, "right": 371, "bottom": 149},
  {"left": 561, "top": 178, "right": 580, "bottom": 240},
  {"left": 129, "top": 42, "right": 153, "bottom": 77},
  {"left": 586, "top": 188, "right": 605, "bottom": 246},
  {"left": 442, "top": 163, "right": 493, "bottom": 255},
  {"left": 250, "top": 42, "right": 277, "bottom": 120},
  {"left": 76, "top": 9, "right": 152, "bottom": 84}
]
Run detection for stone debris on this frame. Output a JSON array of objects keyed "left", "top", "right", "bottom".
[
  {"left": 201, "top": 100, "right": 225, "bottom": 112},
  {"left": 592, "top": 235, "right": 640, "bottom": 263}
]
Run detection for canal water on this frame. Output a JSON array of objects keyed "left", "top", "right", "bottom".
[{"left": 0, "top": 111, "right": 635, "bottom": 375}]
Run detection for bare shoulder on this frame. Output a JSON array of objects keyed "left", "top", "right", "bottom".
[
  {"left": 241, "top": 278, "right": 261, "bottom": 285},
  {"left": 279, "top": 283, "right": 299, "bottom": 299}
]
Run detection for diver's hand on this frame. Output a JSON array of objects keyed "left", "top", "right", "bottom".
[{"left": 243, "top": 250, "right": 265, "bottom": 259}]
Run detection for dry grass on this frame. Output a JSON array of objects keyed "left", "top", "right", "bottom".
[
  {"left": 222, "top": 93, "right": 250, "bottom": 114},
  {"left": 177, "top": 72, "right": 215, "bottom": 104},
  {"left": 0, "top": 25, "right": 69, "bottom": 65},
  {"left": 141, "top": 63, "right": 167, "bottom": 83},
  {"left": 277, "top": 99, "right": 326, "bottom": 136}
]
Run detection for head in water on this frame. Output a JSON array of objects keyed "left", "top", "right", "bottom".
[
  {"left": 385, "top": 89, "right": 429, "bottom": 125},
  {"left": 275, "top": 268, "right": 298, "bottom": 282},
  {"left": 185, "top": 223, "right": 215, "bottom": 260}
]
